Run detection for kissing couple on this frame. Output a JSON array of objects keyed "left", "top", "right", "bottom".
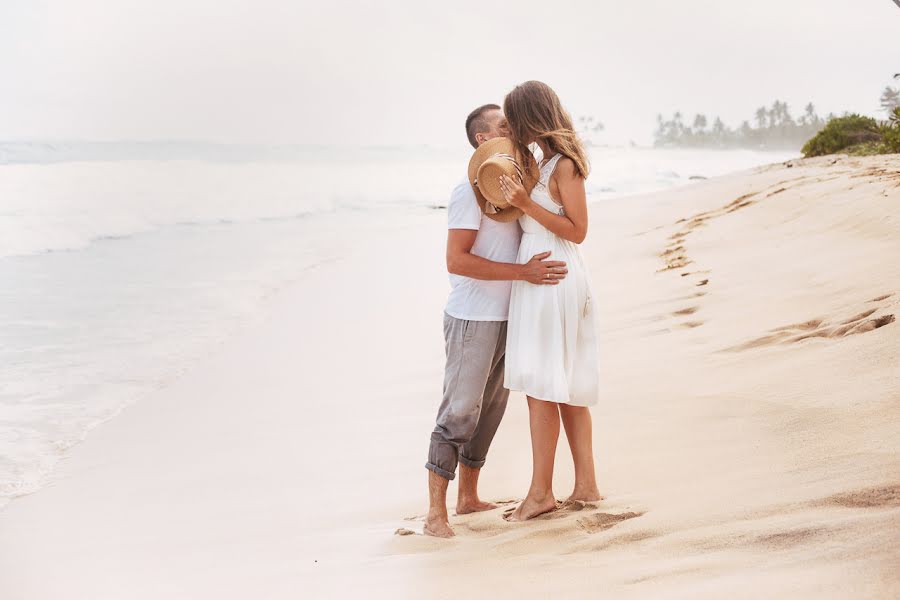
[{"left": 424, "top": 81, "right": 601, "bottom": 537}]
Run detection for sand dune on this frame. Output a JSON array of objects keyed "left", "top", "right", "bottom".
[{"left": 0, "top": 154, "right": 897, "bottom": 599}]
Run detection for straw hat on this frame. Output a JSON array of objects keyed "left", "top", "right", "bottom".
[{"left": 467, "top": 137, "right": 538, "bottom": 222}]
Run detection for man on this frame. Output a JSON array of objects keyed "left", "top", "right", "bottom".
[{"left": 424, "top": 103, "right": 568, "bottom": 537}]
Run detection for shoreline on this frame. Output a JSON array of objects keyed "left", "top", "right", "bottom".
[
  {"left": 1, "top": 154, "right": 898, "bottom": 599},
  {"left": 0, "top": 205, "right": 395, "bottom": 512}
]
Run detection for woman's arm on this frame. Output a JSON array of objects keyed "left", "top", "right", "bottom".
[{"left": 500, "top": 158, "right": 588, "bottom": 244}]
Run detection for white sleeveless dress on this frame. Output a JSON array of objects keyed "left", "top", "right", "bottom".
[{"left": 504, "top": 154, "right": 599, "bottom": 406}]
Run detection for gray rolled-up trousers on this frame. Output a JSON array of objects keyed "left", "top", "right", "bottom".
[{"left": 426, "top": 313, "right": 510, "bottom": 480}]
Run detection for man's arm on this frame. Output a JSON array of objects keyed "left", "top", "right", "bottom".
[{"left": 446, "top": 229, "right": 567, "bottom": 285}]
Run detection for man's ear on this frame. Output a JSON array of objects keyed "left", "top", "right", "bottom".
[{"left": 474, "top": 131, "right": 487, "bottom": 146}]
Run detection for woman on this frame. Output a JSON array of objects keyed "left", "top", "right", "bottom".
[{"left": 498, "top": 80, "right": 601, "bottom": 521}]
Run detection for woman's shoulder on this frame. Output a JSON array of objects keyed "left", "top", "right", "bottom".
[{"left": 552, "top": 155, "right": 582, "bottom": 180}]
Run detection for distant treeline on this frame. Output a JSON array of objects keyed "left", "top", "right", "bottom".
[{"left": 654, "top": 101, "right": 827, "bottom": 150}]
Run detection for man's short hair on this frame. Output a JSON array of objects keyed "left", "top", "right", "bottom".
[{"left": 465, "top": 103, "right": 501, "bottom": 149}]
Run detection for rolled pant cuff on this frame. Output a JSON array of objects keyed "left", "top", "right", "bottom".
[
  {"left": 425, "top": 462, "right": 456, "bottom": 481},
  {"left": 458, "top": 455, "right": 486, "bottom": 469}
]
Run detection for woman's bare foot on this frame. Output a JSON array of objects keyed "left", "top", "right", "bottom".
[
  {"left": 423, "top": 510, "right": 455, "bottom": 538},
  {"left": 564, "top": 486, "right": 604, "bottom": 504},
  {"left": 504, "top": 491, "right": 557, "bottom": 522},
  {"left": 456, "top": 497, "right": 499, "bottom": 515}
]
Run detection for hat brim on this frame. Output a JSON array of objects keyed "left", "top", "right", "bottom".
[
  {"left": 467, "top": 137, "right": 537, "bottom": 223},
  {"left": 474, "top": 191, "right": 523, "bottom": 222}
]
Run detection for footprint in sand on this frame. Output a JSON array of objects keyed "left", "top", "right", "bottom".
[
  {"left": 657, "top": 248, "right": 692, "bottom": 272},
  {"left": 839, "top": 309, "right": 878, "bottom": 323},
  {"left": 577, "top": 511, "right": 644, "bottom": 534},
  {"left": 790, "top": 313, "right": 894, "bottom": 342},
  {"left": 725, "top": 294, "right": 896, "bottom": 352},
  {"left": 820, "top": 483, "right": 900, "bottom": 509},
  {"left": 849, "top": 314, "right": 895, "bottom": 333},
  {"left": 658, "top": 188, "right": 810, "bottom": 303},
  {"left": 723, "top": 193, "right": 757, "bottom": 213},
  {"left": 771, "top": 319, "right": 823, "bottom": 332},
  {"left": 501, "top": 499, "right": 642, "bottom": 535},
  {"left": 680, "top": 270, "right": 711, "bottom": 278},
  {"left": 753, "top": 527, "right": 824, "bottom": 550}
]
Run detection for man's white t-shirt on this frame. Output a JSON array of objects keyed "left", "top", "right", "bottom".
[{"left": 444, "top": 178, "right": 522, "bottom": 321}]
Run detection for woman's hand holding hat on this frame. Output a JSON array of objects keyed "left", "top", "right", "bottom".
[{"left": 499, "top": 175, "right": 532, "bottom": 210}]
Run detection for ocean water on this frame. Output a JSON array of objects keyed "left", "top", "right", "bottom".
[{"left": 0, "top": 144, "right": 797, "bottom": 508}]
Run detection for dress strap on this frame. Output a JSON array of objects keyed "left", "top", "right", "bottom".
[{"left": 539, "top": 153, "right": 563, "bottom": 184}]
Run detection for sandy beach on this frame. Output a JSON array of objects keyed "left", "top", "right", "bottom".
[{"left": 1, "top": 154, "right": 898, "bottom": 599}]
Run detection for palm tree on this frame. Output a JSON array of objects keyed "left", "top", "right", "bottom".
[
  {"left": 781, "top": 102, "right": 795, "bottom": 126},
  {"left": 769, "top": 100, "right": 790, "bottom": 128},
  {"left": 672, "top": 112, "right": 685, "bottom": 138},
  {"left": 803, "top": 102, "right": 817, "bottom": 125},
  {"left": 712, "top": 117, "right": 725, "bottom": 134},
  {"left": 693, "top": 114, "right": 708, "bottom": 132},
  {"left": 880, "top": 86, "right": 900, "bottom": 114},
  {"left": 755, "top": 107, "right": 767, "bottom": 129},
  {"left": 654, "top": 114, "right": 668, "bottom": 146},
  {"left": 711, "top": 117, "right": 727, "bottom": 146}
]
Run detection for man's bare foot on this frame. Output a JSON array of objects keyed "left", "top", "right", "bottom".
[
  {"left": 423, "top": 511, "right": 455, "bottom": 538},
  {"left": 456, "top": 498, "right": 499, "bottom": 515},
  {"left": 504, "top": 492, "right": 557, "bottom": 522}
]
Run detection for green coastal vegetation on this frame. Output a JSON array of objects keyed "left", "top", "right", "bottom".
[
  {"left": 802, "top": 75, "right": 900, "bottom": 157},
  {"left": 801, "top": 110, "right": 900, "bottom": 157},
  {"left": 653, "top": 74, "right": 900, "bottom": 157}
]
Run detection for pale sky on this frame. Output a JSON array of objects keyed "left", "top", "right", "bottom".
[{"left": 1, "top": 0, "right": 898, "bottom": 147}]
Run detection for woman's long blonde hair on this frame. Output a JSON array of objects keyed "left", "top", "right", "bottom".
[{"left": 503, "top": 81, "right": 590, "bottom": 183}]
